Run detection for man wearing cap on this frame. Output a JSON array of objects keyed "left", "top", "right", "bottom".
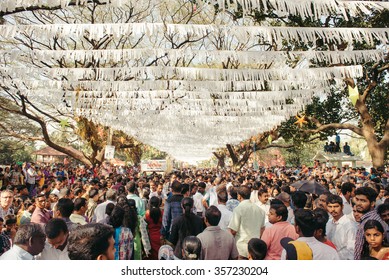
[{"left": 281, "top": 209, "right": 339, "bottom": 260}]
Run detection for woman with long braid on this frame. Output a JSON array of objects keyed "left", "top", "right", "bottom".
[{"left": 168, "top": 197, "right": 204, "bottom": 259}]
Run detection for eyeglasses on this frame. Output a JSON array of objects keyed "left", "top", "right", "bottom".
[
  {"left": 37, "top": 199, "right": 46, "bottom": 203},
  {"left": 1, "top": 196, "right": 13, "bottom": 199}
]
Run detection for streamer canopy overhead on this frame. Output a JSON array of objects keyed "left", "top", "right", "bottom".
[{"left": 0, "top": 0, "right": 387, "bottom": 163}]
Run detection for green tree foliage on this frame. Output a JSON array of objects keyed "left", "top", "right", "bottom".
[{"left": 0, "top": 140, "right": 34, "bottom": 164}]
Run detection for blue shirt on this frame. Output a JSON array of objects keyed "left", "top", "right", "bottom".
[{"left": 160, "top": 194, "right": 183, "bottom": 239}]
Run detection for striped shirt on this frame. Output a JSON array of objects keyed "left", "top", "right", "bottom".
[{"left": 354, "top": 210, "right": 388, "bottom": 260}]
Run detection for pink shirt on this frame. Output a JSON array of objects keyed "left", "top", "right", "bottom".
[{"left": 261, "top": 221, "right": 299, "bottom": 260}]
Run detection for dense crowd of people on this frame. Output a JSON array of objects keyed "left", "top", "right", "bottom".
[{"left": 0, "top": 160, "right": 388, "bottom": 260}]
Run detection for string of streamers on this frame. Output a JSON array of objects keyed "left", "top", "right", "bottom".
[{"left": 0, "top": 0, "right": 387, "bottom": 162}]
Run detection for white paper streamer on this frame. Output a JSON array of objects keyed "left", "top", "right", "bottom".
[{"left": 1, "top": 0, "right": 388, "bottom": 19}]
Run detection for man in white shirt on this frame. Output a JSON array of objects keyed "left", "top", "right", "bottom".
[
  {"left": 36, "top": 218, "right": 70, "bottom": 260},
  {"left": 256, "top": 188, "right": 271, "bottom": 225},
  {"left": 70, "top": 198, "right": 88, "bottom": 225},
  {"left": 216, "top": 188, "right": 232, "bottom": 230},
  {"left": 193, "top": 182, "right": 206, "bottom": 216},
  {"left": 24, "top": 163, "right": 37, "bottom": 197},
  {"left": 202, "top": 177, "right": 221, "bottom": 209},
  {"left": 93, "top": 188, "right": 117, "bottom": 223},
  {"left": 340, "top": 182, "right": 355, "bottom": 215},
  {"left": 228, "top": 185, "right": 266, "bottom": 259},
  {"left": 0, "top": 223, "right": 46, "bottom": 260},
  {"left": 325, "top": 194, "right": 356, "bottom": 259},
  {"left": 277, "top": 192, "right": 294, "bottom": 224}
]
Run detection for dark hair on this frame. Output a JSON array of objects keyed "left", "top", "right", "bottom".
[
  {"left": 270, "top": 204, "right": 288, "bottom": 221},
  {"left": 118, "top": 186, "right": 126, "bottom": 196},
  {"left": 341, "top": 182, "right": 355, "bottom": 196},
  {"left": 149, "top": 196, "right": 162, "bottom": 224},
  {"left": 126, "top": 199, "right": 138, "bottom": 235},
  {"left": 68, "top": 223, "right": 114, "bottom": 260},
  {"left": 364, "top": 219, "right": 386, "bottom": 234},
  {"left": 24, "top": 199, "right": 34, "bottom": 209},
  {"left": 36, "top": 193, "right": 46, "bottom": 199},
  {"left": 182, "top": 236, "right": 202, "bottom": 260},
  {"left": 116, "top": 195, "right": 128, "bottom": 207},
  {"left": 56, "top": 198, "right": 74, "bottom": 218},
  {"left": 88, "top": 189, "right": 98, "bottom": 198},
  {"left": 291, "top": 191, "right": 308, "bottom": 209},
  {"left": 281, "top": 185, "right": 291, "bottom": 194},
  {"left": 178, "top": 197, "right": 197, "bottom": 246},
  {"left": 313, "top": 208, "right": 329, "bottom": 237},
  {"left": 229, "top": 185, "right": 238, "bottom": 200},
  {"left": 258, "top": 187, "right": 269, "bottom": 196},
  {"left": 270, "top": 198, "right": 284, "bottom": 206},
  {"left": 105, "top": 202, "right": 115, "bottom": 216},
  {"left": 198, "top": 182, "right": 206, "bottom": 189},
  {"left": 377, "top": 203, "right": 389, "bottom": 216},
  {"left": 361, "top": 219, "right": 389, "bottom": 259},
  {"left": 73, "top": 197, "right": 87, "bottom": 211},
  {"left": 171, "top": 180, "right": 182, "bottom": 193},
  {"left": 326, "top": 194, "right": 343, "bottom": 206},
  {"left": 109, "top": 206, "right": 125, "bottom": 228},
  {"left": 14, "top": 223, "right": 45, "bottom": 246},
  {"left": 181, "top": 184, "right": 189, "bottom": 195},
  {"left": 205, "top": 205, "right": 221, "bottom": 226},
  {"left": 45, "top": 218, "right": 68, "bottom": 239},
  {"left": 248, "top": 238, "right": 267, "bottom": 260},
  {"left": 294, "top": 209, "right": 317, "bottom": 237},
  {"left": 355, "top": 187, "right": 378, "bottom": 203},
  {"left": 182, "top": 197, "right": 194, "bottom": 218},
  {"left": 73, "top": 188, "right": 82, "bottom": 196},
  {"left": 126, "top": 181, "right": 137, "bottom": 193},
  {"left": 4, "top": 214, "right": 16, "bottom": 225}
]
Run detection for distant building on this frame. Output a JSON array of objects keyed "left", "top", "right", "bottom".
[
  {"left": 33, "top": 146, "right": 77, "bottom": 164},
  {"left": 312, "top": 151, "right": 362, "bottom": 168}
]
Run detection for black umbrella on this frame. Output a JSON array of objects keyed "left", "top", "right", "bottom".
[{"left": 291, "top": 180, "right": 327, "bottom": 195}]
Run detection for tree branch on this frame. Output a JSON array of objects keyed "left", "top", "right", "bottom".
[
  {"left": 307, "top": 116, "right": 363, "bottom": 136},
  {"left": 226, "top": 144, "right": 238, "bottom": 164},
  {"left": 0, "top": 0, "right": 107, "bottom": 17},
  {"left": 0, "top": 123, "right": 44, "bottom": 141}
]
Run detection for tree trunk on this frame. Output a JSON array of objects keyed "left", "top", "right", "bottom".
[
  {"left": 213, "top": 152, "right": 226, "bottom": 169},
  {"left": 365, "top": 140, "right": 386, "bottom": 169}
]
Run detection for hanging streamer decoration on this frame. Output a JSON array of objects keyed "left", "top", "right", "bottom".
[{"left": 0, "top": 0, "right": 387, "bottom": 162}]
